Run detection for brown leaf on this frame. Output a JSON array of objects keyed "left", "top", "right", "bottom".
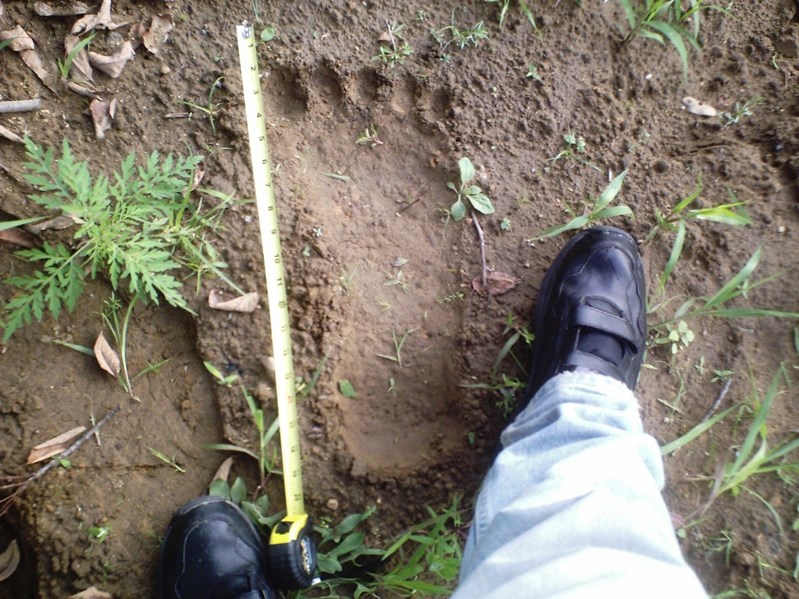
[
  {"left": 89, "top": 97, "right": 116, "bottom": 140},
  {"left": 0, "top": 226, "right": 37, "bottom": 248},
  {"left": 68, "top": 587, "right": 113, "bottom": 599},
  {"left": 27, "top": 425, "right": 86, "bottom": 464},
  {"left": 143, "top": 15, "right": 173, "bottom": 54},
  {"left": 94, "top": 332, "right": 120, "bottom": 377},
  {"left": 471, "top": 271, "right": 517, "bottom": 297},
  {"left": 0, "top": 26, "right": 35, "bottom": 51},
  {"left": 34, "top": 2, "right": 91, "bottom": 16},
  {"left": 71, "top": 0, "right": 113, "bottom": 34},
  {"left": 27, "top": 214, "right": 83, "bottom": 234},
  {"left": 212, "top": 456, "right": 235, "bottom": 483},
  {"left": 0, "top": 124, "right": 23, "bottom": 144},
  {"left": 208, "top": 290, "right": 259, "bottom": 313},
  {"left": 88, "top": 41, "right": 134, "bottom": 78},
  {"left": 64, "top": 34, "right": 93, "bottom": 82},
  {"left": 67, "top": 80, "right": 101, "bottom": 98}
]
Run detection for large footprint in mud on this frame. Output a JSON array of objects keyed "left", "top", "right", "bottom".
[{"left": 260, "top": 64, "right": 468, "bottom": 480}]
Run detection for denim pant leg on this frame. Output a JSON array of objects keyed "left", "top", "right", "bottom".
[{"left": 453, "top": 371, "right": 706, "bottom": 599}]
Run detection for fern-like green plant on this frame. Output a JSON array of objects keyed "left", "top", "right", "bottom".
[{"left": 2, "top": 138, "right": 235, "bottom": 341}]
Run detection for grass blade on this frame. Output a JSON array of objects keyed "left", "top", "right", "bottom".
[
  {"left": 661, "top": 404, "right": 736, "bottom": 456},
  {"left": 594, "top": 170, "right": 627, "bottom": 212},
  {"left": 646, "top": 20, "right": 689, "bottom": 73},
  {"left": 659, "top": 218, "right": 686, "bottom": 292},
  {"left": 703, "top": 248, "right": 761, "bottom": 309}
]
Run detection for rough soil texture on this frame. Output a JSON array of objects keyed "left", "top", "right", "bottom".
[{"left": 1, "top": 0, "right": 798, "bottom": 597}]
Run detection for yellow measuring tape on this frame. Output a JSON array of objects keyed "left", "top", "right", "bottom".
[{"left": 236, "top": 25, "right": 316, "bottom": 590}]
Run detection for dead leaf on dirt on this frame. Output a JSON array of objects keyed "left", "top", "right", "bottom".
[
  {"left": 212, "top": 456, "right": 235, "bottom": 483},
  {"left": 68, "top": 587, "right": 113, "bottom": 599},
  {"left": 0, "top": 26, "right": 35, "bottom": 52},
  {"left": 208, "top": 290, "right": 259, "bottom": 313},
  {"left": 26, "top": 425, "right": 86, "bottom": 464},
  {"left": 64, "top": 34, "right": 93, "bottom": 82},
  {"left": 0, "top": 539, "right": 20, "bottom": 583},
  {"left": 89, "top": 41, "right": 134, "bottom": 78},
  {"left": 34, "top": 1, "right": 91, "bottom": 17},
  {"left": 90, "top": 97, "right": 116, "bottom": 140},
  {"left": 142, "top": 15, "right": 173, "bottom": 54},
  {"left": 0, "top": 26, "right": 55, "bottom": 90},
  {"left": 0, "top": 225, "right": 37, "bottom": 248},
  {"left": 682, "top": 96, "right": 718, "bottom": 117},
  {"left": 27, "top": 213, "right": 83, "bottom": 234},
  {"left": 94, "top": 332, "right": 120, "bottom": 377},
  {"left": 0, "top": 124, "right": 24, "bottom": 144},
  {"left": 471, "top": 271, "right": 517, "bottom": 297},
  {"left": 189, "top": 163, "right": 205, "bottom": 191},
  {"left": 71, "top": 0, "right": 114, "bottom": 35},
  {"left": 67, "top": 80, "right": 101, "bottom": 98}
]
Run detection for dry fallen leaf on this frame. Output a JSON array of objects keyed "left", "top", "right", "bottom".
[
  {"left": 89, "top": 97, "right": 116, "bottom": 140},
  {"left": 0, "top": 25, "right": 35, "bottom": 51},
  {"left": 67, "top": 80, "right": 101, "bottom": 98},
  {"left": 208, "top": 290, "right": 259, "bottom": 313},
  {"left": 0, "top": 124, "right": 23, "bottom": 144},
  {"left": 471, "top": 271, "right": 517, "bottom": 297},
  {"left": 94, "top": 332, "right": 121, "bottom": 377},
  {"left": 143, "top": 15, "right": 173, "bottom": 54},
  {"left": 64, "top": 34, "right": 93, "bottom": 82},
  {"left": 27, "top": 213, "right": 83, "bottom": 234},
  {"left": 212, "top": 456, "right": 235, "bottom": 483},
  {"left": 68, "top": 587, "right": 113, "bottom": 599},
  {"left": 89, "top": 41, "right": 134, "bottom": 78},
  {"left": 27, "top": 425, "right": 86, "bottom": 464},
  {"left": 682, "top": 96, "right": 718, "bottom": 117},
  {"left": 34, "top": 1, "right": 91, "bottom": 16},
  {"left": 0, "top": 26, "right": 55, "bottom": 90},
  {"left": 0, "top": 539, "right": 20, "bottom": 583},
  {"left": 0, "top": 225, "right": 37, "bottom": 248},
  {"left": 71, "top": 0, "right": 114, "bottom": 34}
]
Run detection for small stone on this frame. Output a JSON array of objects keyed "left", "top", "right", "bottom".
[
  {"left": 777, "top": 225, "right": 786, "bottom": 233},
  {"left": 326, "top": 498, "right": 339, "bottom": 511},
  {"left": 160, "top": 63, "right": 172, "bottom": 75}
]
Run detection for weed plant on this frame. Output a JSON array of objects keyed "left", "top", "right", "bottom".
[
  {"left": 645, "top": 176, "right": 750, "bottom": 292},
  {"left": 534, "top": 170, "right": 631, "bottom": 240},
  {"left": 433, "top": 14, "right": 489, "bottom": 49},
  {"left": 447, "top": 157, "right": 494, "bottom": 221},
  {"left": 296, "top": 497, "right": 466, "bottom": 598},
  {"left": 57, "top": 33, "right": 95, "bottom": 81},
  {"left": 484, "top": 0, "right": 537, "bottom": 29},
  {"left": 2, "top": 138, "right": 237, "bottom": 341},
  {"left": 181, "top": 76, "right": 224, "bottom": 135},
  {"left": 618, "top": 0, "right": 725, "bottom": 73},
  {"left": 373, "top": 22, "right": 413, "bottom": 68}
]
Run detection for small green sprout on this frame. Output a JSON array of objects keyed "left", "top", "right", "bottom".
[{"left": 447, "top": 157, "right": 494, "bottom": 221}]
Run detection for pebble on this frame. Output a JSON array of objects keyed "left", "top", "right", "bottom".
[
  {"left": 777, "top": 225, "right": 786, "bottom": 233},
  {"left": 326, "top": 498, "right": 339, "bottom": 511}
]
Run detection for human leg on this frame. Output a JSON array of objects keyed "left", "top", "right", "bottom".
[{"left": 454, "top": 227, "right": 706, "bottom": 598}]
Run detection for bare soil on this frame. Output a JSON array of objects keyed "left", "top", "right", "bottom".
[{"left": 1, "top": 1, "right": 798, "bottom": 597}]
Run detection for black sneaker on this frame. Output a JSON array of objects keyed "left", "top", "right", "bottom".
[
  {"left": 158, "top": 496, "right": 277, "bottom": 599},
  {"left": 525, "top": 226, "right": 647, "bottom": 400}
]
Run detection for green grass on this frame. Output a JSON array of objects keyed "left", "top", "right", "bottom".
[
  {"left": 181, "top": 76, "right": 224, "bottom": 135},
  {"left": 57, "top": 32, "right": 96, "bottom": 81},
  {"left": 617, "top": 0, "right": 725, "bottom": 74},
  {"left": 534, "top": 170, "right": 631, "bottom": 240},
  {"left": 373, "top": 22, "right": 413, "bottom": 68},
  {"left": 432, "top": 13, "right": 489, "bottom": 49},
  {"left": 484, "top": 0, "right": 537, "bottom": 29}
]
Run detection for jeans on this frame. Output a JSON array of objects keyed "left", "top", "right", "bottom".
[{"left": 453, "top": 371, "right": 707, "bottom": 598}]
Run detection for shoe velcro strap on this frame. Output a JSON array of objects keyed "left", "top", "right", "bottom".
[
  {"left": 564, "top": 350, "right": 625, "bottom": 381},
  {"left": 571, "top": 304, "right": 636, "bottom": 345}
]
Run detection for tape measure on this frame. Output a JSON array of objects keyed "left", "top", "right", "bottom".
[{"left": 236, "top": 24, "right": 317, "bottom": 590}]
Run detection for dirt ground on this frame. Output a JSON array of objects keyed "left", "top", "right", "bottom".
[{"left": 1, "top": 0, "right": 798, "bottom": 597}]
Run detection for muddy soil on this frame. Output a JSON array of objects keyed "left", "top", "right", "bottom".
[{"left": 1, "top": 0, "right": 798, "bottom": 597}]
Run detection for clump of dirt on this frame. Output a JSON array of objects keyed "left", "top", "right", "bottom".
[{"left": 1, "top": 0, "right": 798, "bottom": 597}]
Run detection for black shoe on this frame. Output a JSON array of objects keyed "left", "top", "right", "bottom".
[
  {"left": 525, "top": 226, "right": 646, "bottom": 400},
  {"left": 158, "top": 496, "right": 277, "bottom": 599}
]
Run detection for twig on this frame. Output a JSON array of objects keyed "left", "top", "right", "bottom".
[
  {"left": 472, "top": 214, "right": 488, "bottom": 294},
  {"left": 397, "top": 198, "right": 421, "bottom": 214},
  {"left": 0, "top": 406, "right": 121, "bottom": 515},
  {"left": 701, "top": 378, "right": 733, "bottom": 422},
  {"left": 0, "top": 99, "right": 42, "bottom": 114}
]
